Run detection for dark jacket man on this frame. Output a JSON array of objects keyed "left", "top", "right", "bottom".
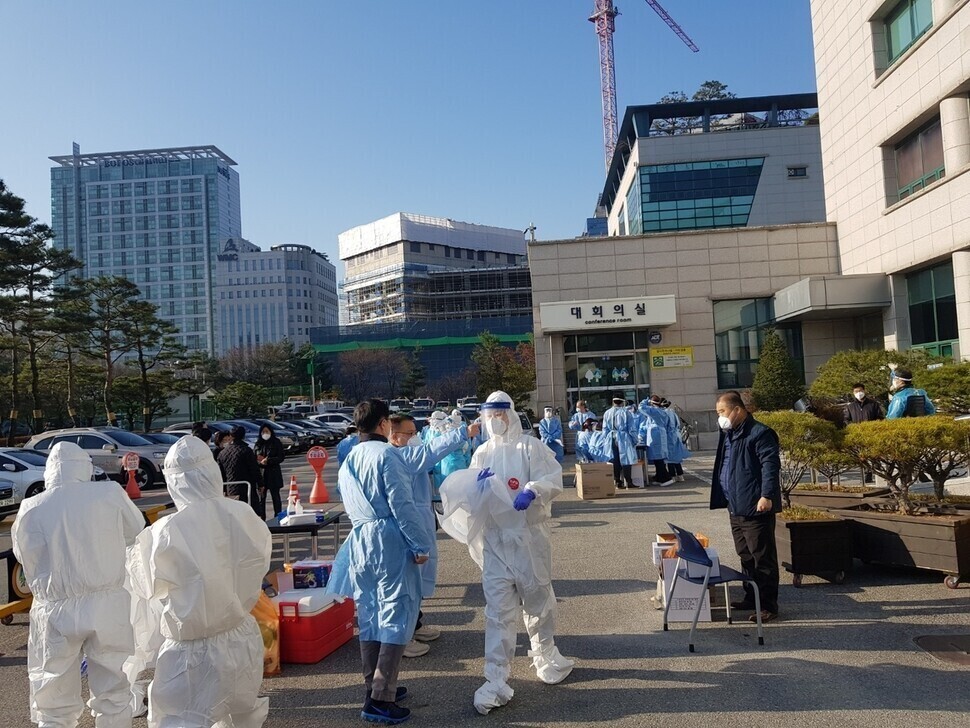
[
  {"left": 217, "top": 429, "right": 263, "bottom": 506},
  {"left": 845, "top": 397, "right": 884, "bottom": 423},
  {"left": 711, "top": 416, "right": 782, "bottom": 516},
  {"left": 711, "top": 392, "right": 781, "bottom": 620}
]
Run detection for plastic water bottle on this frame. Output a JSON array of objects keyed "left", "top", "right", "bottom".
[
  {"left": 80, "top": 657, "right": 88, "bottom": 678},
  {"left": 286, "top": 475, "right": 304, "bottom": 517}
]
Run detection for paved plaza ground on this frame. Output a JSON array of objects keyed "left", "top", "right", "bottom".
[{"left": 1, "top": 450, "right": 969, "bottom": 726}]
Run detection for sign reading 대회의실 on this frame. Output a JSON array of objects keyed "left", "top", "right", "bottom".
[
  {"left": 650, "top": 346, "right": 694, "bottom": 369},
  {"left": 539, "top": 295, "right": 676, "bottom": 333}
]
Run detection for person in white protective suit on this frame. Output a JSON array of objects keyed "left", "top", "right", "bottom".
[
  {"left": 127, "top": 435, "right": 272, "bottom": 728},
  {"left": 438, "top": 391, "right": 574, "bottom": 716},
  {"left": 12, "top": 441, "right": 144, "bottom": 728}
]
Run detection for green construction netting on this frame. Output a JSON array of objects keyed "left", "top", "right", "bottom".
[{"left": 313, "top": 333, "right": 530, "bottom": 353}]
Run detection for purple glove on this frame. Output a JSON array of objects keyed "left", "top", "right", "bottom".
[{"left": 513, "top": 489, "right": 536, "bottom": 511}]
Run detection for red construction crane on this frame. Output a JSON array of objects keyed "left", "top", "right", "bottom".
[{"left": 590, "top": 0, "right": 700, "bottom": 173}]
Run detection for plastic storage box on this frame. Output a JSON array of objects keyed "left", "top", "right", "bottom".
[{"left": 274, "top": 589, "right": 355, "bottom": 664}]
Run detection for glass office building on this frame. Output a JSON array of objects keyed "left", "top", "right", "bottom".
[{"left": 49, "top": 145, "right": 242, "bottom": 353}]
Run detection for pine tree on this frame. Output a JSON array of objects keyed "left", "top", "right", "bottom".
[{"left": 751, "top": 329, "right": 805, "bottom": 411}]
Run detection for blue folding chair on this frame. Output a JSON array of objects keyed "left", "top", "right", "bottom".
[{"left": 662, "top": 522, "right": 765, "bottom": 652}]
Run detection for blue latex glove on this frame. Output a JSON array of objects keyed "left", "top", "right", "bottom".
[{"left": 513, "top": 489, "right": 536, "bottom": 511}]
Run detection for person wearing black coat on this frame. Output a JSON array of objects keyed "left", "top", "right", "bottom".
[
  {"left": 711, "top": 391, "right": 782, "bottom": 623},
  {"left": 844, "top": 383, "right": 884, "bottom": 424},
  {"left": 254, "top": 424, "right": 285, "bottom": 520},
  {"left": 216, "top": 425, "right": 263, "bottom": 510}
]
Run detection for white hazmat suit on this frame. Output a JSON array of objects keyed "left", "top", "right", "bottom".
[
  {"left": 12, "top": 441, "right": 144, "bottom": 728},
  {"left": 127, "top": 435, "right": 272, "bottom": 728},
  {"left": 439, "top": 391, "right": 574, "bottom": 715}
]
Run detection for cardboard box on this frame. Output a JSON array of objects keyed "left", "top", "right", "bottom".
[
  {"left": 575, "top": 463, "right": 616, "bottom": 500},
  {"left": 662, "top": 557, "right": 711, "bottom": 622},
  {"left": 685, "top": 548, "right": 720, "bottom": 579},
  {"left": 653, "top": 534, "right": 677, "bottom": 566},
  {"left": 291, "top": 560, "right": 333, "bottom": 589},
  {"left": 266, "top": 570, "right": 294, "bottom": 595}
]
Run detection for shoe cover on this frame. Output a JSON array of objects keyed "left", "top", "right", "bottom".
[
  {"left": 473, "top": 679, "right": 514, "bottom": 715},
  {"left": 529, "top": 646, "right": 575, "bottom": 685}
]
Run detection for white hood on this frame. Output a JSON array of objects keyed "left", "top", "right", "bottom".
[
  {"left": 45, "top": 441, "right": 94, "bottom": 489},
  {"left": 163, "top": 436, "right": 223, "bottom": 511},
  {"left": 481, "top": 390, "right": 523, "bottom": 443}
]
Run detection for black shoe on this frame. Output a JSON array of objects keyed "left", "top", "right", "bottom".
[
  {"left": 364, "top": 687, "right": 408, "bottom": 703},
  {"left": 730, "top": 600, "right": 756, "bottom": 611},
  {"left": 749, "top": 610, "right": 778, "bottom": 624},
  {"left": 362, "top": 698, "right": 411, "bottom": 724}
]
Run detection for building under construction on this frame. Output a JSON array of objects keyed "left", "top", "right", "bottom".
[{"left": 338, "top": 212, "right": 530, "bottom": 325}]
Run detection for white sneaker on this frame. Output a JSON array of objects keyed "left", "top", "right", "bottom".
[
  {"left": 658, "top": 479, "right": 675, "bottom": 487},
  {"left": 403, "top": 639, "right": 430, "bottom": 658},
  {"left": 413, "top": 624, "right": 441, "bottom": 642},
  {"left": 675, "top": 475, "right": 685, "bottom": 482}
]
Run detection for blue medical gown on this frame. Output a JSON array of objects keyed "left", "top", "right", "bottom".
[
  {"left": 637, "top": 403, "right": 669, "bottom": 462},
  {"left": 396, "top": 427, "right": 467, "bottom": 598},
  {"left": 603, "top": 406, "right": 639, "bottom": 466},
  {"left": 886, "top": 388, "right": 936, "bottom": 419},
  {"left": 328, "top": 440, "right": 431, "bottom": 645},
  {"left": 663, "top": 408, "right": 690, "bottom": 464},
  {"left": 568, "top": 410, "right": 596, "bottom": 431},
  {"left": 538, "top": 416, "right": 565, "bottom": 463},
  {"left": 336, "top": 434, "right": 359, "bottom": 467},
  {"left": 585, "top": 431, "right": 612, "bottom": 463}
]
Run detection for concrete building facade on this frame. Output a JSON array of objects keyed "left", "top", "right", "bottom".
[
  {"left": 810, "top": 0, "right": 970, "bottom": 358},
  {"left": 213, "top": 238, "right": 337, "bottom": 354}
]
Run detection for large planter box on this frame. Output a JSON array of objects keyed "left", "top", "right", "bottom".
[
  {"left": 833, "top": 505, "right": 970, "bottom": 587},
  {"left": 776, "top": 516, "right": 853, "bottom": 586},
  {"left": 788, "top": 487, "right": 891, "bottom": 511}
]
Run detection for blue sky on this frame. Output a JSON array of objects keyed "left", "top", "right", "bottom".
[{"left": 1, "top": 0, "right": 817, "bottom": 275}]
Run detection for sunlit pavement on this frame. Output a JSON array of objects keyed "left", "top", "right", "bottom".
[{"left": 2, "top": 450, "right": 969, "bottom": 726}]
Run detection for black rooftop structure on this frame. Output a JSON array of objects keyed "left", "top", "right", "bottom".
[{"left": 599, "top": 92, "right": 819, "bottom": 212}]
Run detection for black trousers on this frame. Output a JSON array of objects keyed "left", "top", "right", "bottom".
[
  {"left": 729, "top": 513, "right": 779, "bottom": 613},
  {"left": 653, "top": 459, "right": 671, "bottom": 482},
  {"left": 257, "top": 487, "right": 283, "bottom": 520},
  {"left": 611, "top": 439, "right": 633, "bottom": 486}
]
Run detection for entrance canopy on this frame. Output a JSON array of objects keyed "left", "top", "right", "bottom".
[
  {"left": 773, "top": 274, "right": 890, "bottom": 322},
  {"left": 539, "top": 295, "right": 677, "bottom": 333}
]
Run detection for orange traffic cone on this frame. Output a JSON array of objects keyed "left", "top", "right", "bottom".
[
  {"left": 125, "top": 469, "right": 142, "bottom": 500},
  {"left": 308, "top": 446, "right": 330, "bottom": 504},
  {"left": 286, "top": 475, "right": 303, "bottom": 515}
]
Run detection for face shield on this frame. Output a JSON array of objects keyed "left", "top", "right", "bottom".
[{"left": 480, "top": 391, "right": 523, "bottom": 442}]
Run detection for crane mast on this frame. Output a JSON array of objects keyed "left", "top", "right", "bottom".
[
  {"left": 590, "top": 0, "right": 700, "bottom": 173},
  {"left": 589, "top": 1, "right": 620, "bottom": 174}
]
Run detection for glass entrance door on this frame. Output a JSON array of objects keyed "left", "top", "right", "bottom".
[{"left": 565, "top": 350, "right": 650, "bottom": 418}]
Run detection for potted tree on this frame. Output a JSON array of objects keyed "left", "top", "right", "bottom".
[
  {"left": 755, "top": 411, "right": 854, "bottom": 586},
  {"left": 839, "top": 417, "right": 970, "bottom": 588},
  {"left": 787, "top": 426, "right": 890, "bottom": 510}
]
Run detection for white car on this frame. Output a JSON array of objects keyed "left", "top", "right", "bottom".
[
  {"left": 0, "top": 447, "right": 110, "bottom": 518},
  {"left": 309, "top": 412, "right": 354, "bottom": 435}
]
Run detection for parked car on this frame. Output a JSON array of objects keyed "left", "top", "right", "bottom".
[
  {"left": 309, "top": 411, "right": 354, "bottom": 435},
  {"left": 287, "top": 418, "right": 340, "bottom": 446},
  {"left": 435, "top": 400, "right": 451, "bottom": 410},
  {"left": 137, "top": 432, "right": 183, "bottom": 447},
  {"left": 224, "top": 419, "right": 297, "bottom": 454},
  {"left": 1, "top": 420, "right": 33, "bottom": 438},
  {"left": 389, "top": 399, "right": 411, "bottom": 413},
  {"left": 411, "top": 398, "right": 434, "bottom": 410},
  {"left": 23, "top": 427, "right": 168, "bottom": 489},
  {"left": 336, "top": 406, "right": 356, "bottom": 415},
  {"left": 0, "top": 447, "right": 110, "bottom": 518}
]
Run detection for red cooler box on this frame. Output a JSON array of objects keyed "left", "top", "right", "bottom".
[{"left": 274, "top": 590, "right": 355, "bottom": 664}]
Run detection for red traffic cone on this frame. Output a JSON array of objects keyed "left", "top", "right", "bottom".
[
  {"left": 125, "top": 469, "right": 142, "bottom": 500},
  {"left": 307, "top": 446, "right": 329, "bottom": 504}
]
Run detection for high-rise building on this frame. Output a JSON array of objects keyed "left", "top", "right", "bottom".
[
  {"left": 213, "top": 238, "right": 338, "bottom": 354},
  {"left": 49, "top": 145, "right": 241, "bottom": 353}
]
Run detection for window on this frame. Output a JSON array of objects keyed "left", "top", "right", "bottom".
[
  {"left": 895, "top": 119, "right": 944, "bottom": 199},
  {"left": 907, "top": 260, "right": 957, "bottom": 350},
  {"left": 713, "top": 298, "right": 804, "bottom": 389},
  {"left": 617, "top": 205, "right": 626, "bottom": 236},
  {"left": 78, "top": 435, "right": 111, "bottom": 450},
  {"left": 444, "top": 246, "right": 451, "bottom": 258},
  {"left": 637, "top": 158, "right": 765, "bottom": 232},
  {"left": 787, "top": 166, "right": 808, "bottom": 178},
  {"left": 477, "top": 251, "right": 485, "bottom": 262},
  {"left": 886, "top": 0, "right": 932, "bottom": 63},
  {"left": 410, "top": 241, "right": 421, "bottom": 253}
]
